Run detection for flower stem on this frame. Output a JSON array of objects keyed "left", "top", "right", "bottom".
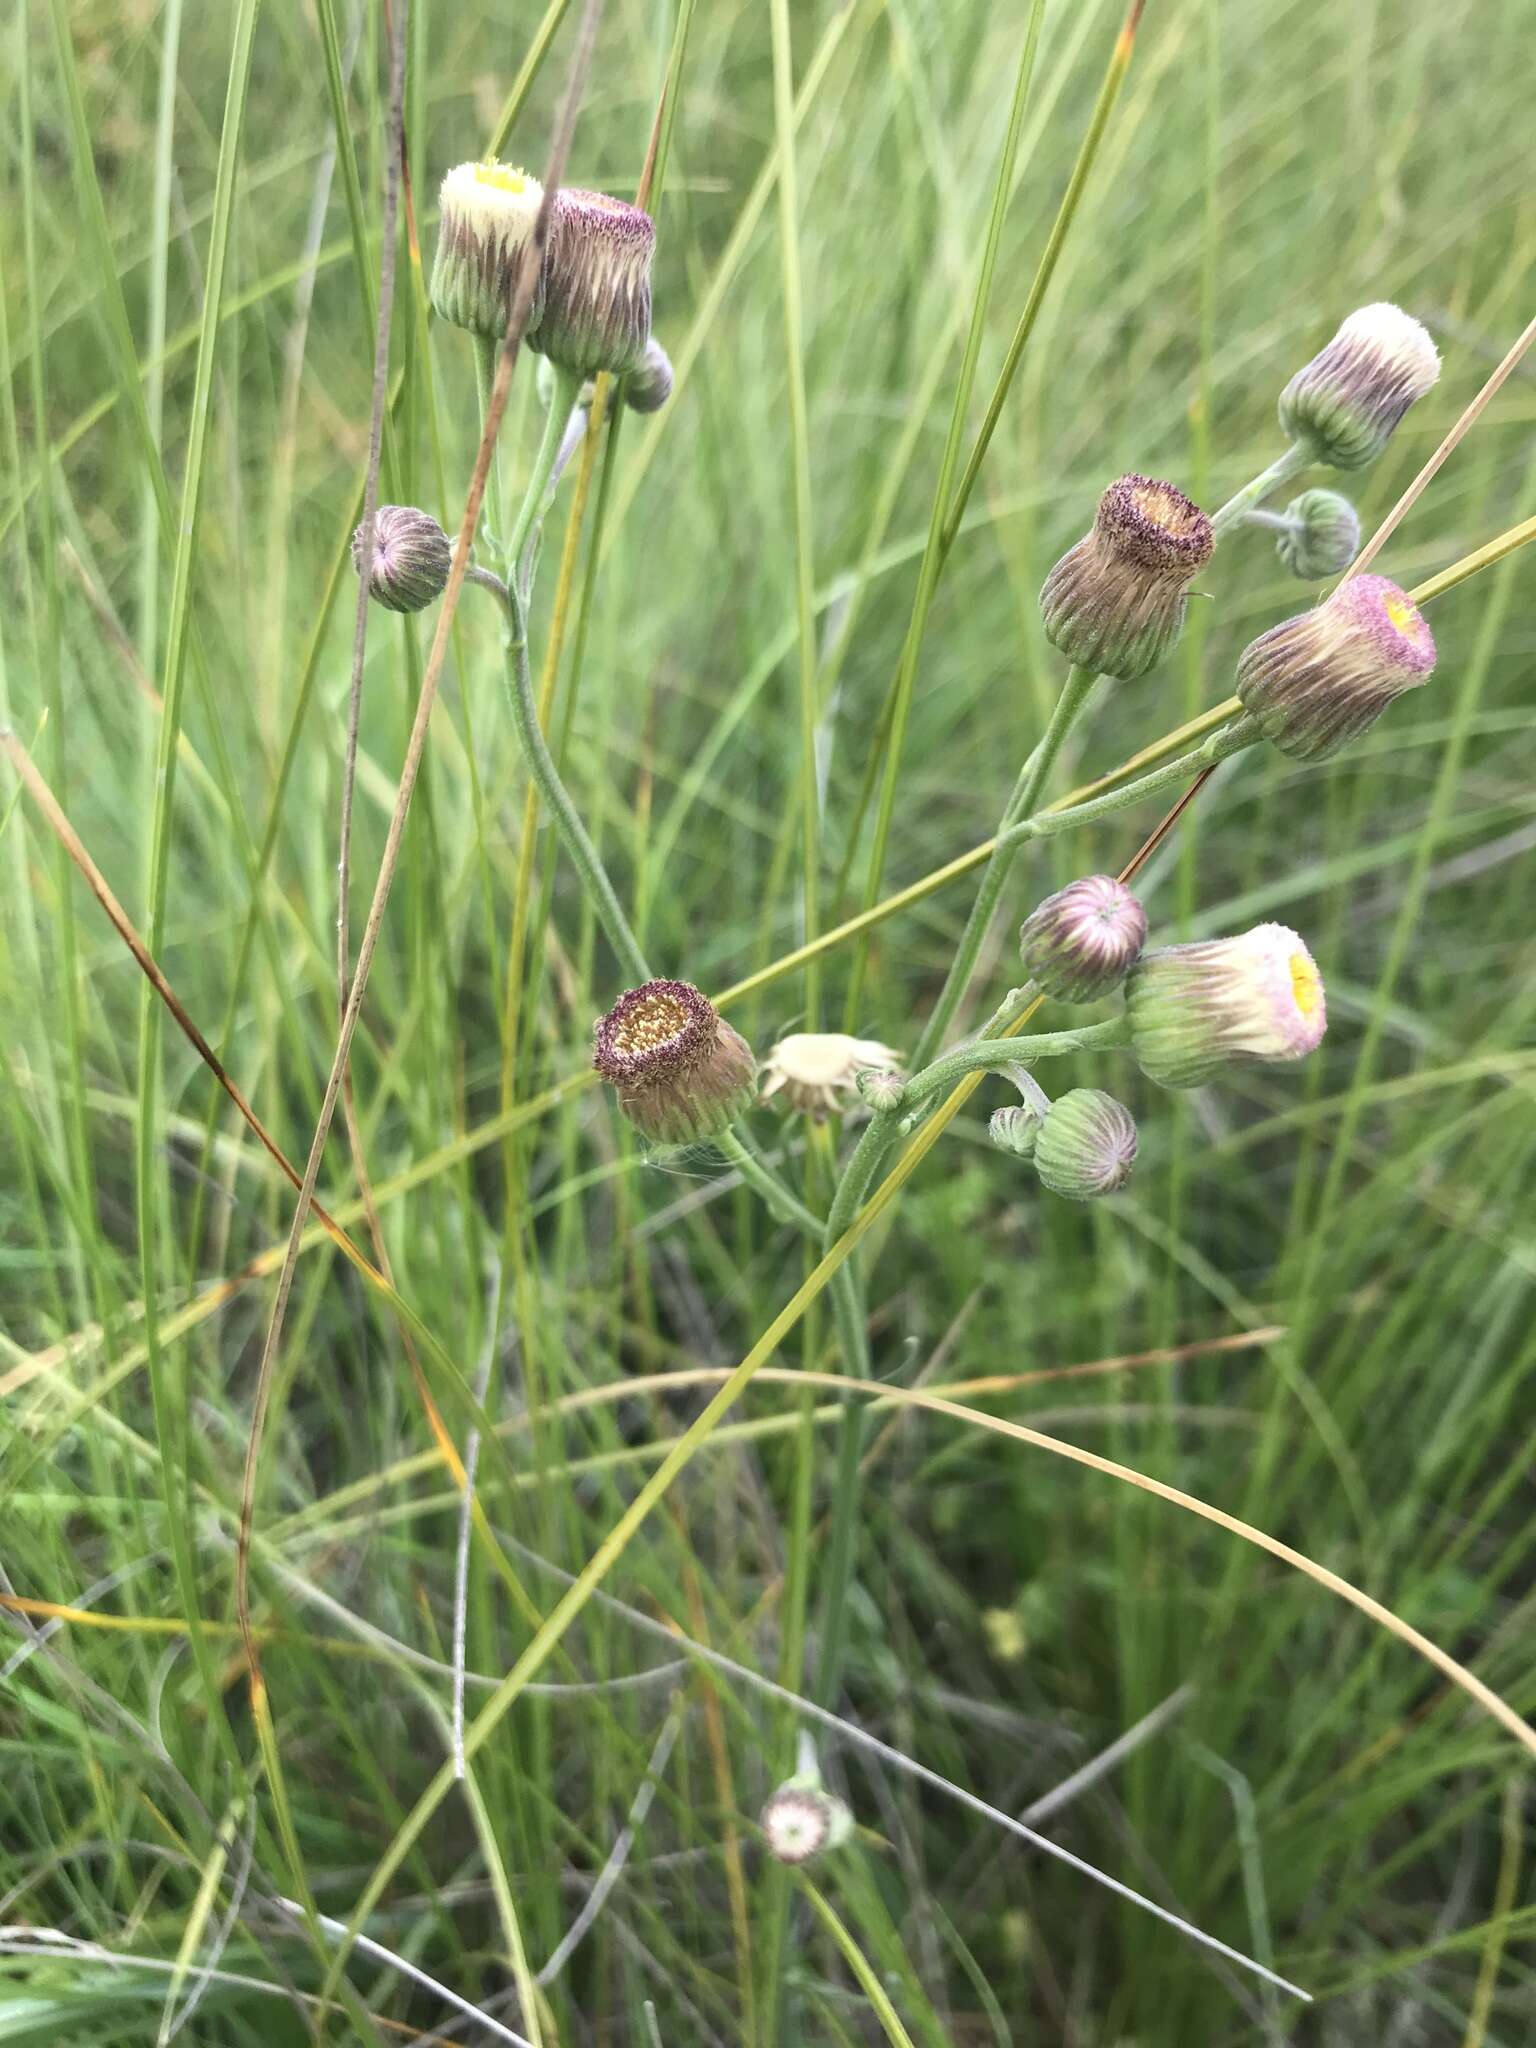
[
  {"left": 715, "top": 1127, "right": 822, "bottom": 1241},
  {"left": 996, "top": 713, "right": 1262, "bottom": 853},
  {"left": 902, "top": 1016, "right": 1131, "bottom": 1107},
  {"left": 909, "top": 662, "right": 1097, "bottom": 1071},
  {"left": 1210, "top": 445, "right": 1306, "bottom": 534}
]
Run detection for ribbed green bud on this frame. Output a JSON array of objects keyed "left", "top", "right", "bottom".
[
  {"left": 1039, "top": 476, "right": 1214, "bottom": 681},
  {"left": 1019, "top": 875, "right": 1147, "bottom": 1003},
  {"left": 1032, "top": 1089, "right": 1137, "bottom": 1200},
  {"left": 352, "top": 506, "right": 452, "bottom": 614},
  {"left": 1273, "top": 490, "right": 1360, "bottom": 579},
  {"left": 989, "top": 1104, "right": 1042, "bottom": 1158}
]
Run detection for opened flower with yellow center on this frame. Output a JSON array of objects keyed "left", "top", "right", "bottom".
[
  {"left": 430, "top": 159, "right": 546, "bottom": 341},
  {"left": 759, "top": 1033, "right": 903, "bottom": 1121},
  {"left": 1125, "top": 924, "right": 1327, "bottom": 1090}
]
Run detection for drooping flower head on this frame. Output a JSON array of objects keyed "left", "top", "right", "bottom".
[
  {"left": 760, "top": 1033, "right": 903, "bottom": 1121},
  {"left": 1273, "top": 489, "right": 1361, "bottom": 580},
  {"left": 352, "top": 506, "right": 452, "bottom": 614},
  {"left": 593, "top": 979, "right": 755, "bottom": 1146},
  {"left": 760, "top": 1781, "right": 853, "bottom": 1866},
  {"left": 531, "top": 187, "right": 656, "bottom": 380},
  {"left": 1126, "top": 924, "right": 1327, "bottom": 1091},
  {"left": 1278, "top": 304, "right": 1440, "bottom": 471},
  {"left": 1039, "top": 476, "right": 1215, "bottom": 681},
  {"left": 625, "top": 335, "right": 674, "bottom": 414},
  {"left": 1236, "top": 574, "right": 1435, "bottom": 762},
  {"left": 1033, "top": 1089, "right": 1138, "bottom": 1200},
  {"left": 430, "top": 161, "right": 546, "bottom": 340},
  {"left": 1019, "top": 874, "right": 1147, "bottom": 1003}
]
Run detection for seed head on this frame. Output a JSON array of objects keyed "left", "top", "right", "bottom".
[
  {"left": 530, "top": 187, "right": 656, "bottom": 380},
  {"left": 1236, "top": 573, "right": 1435, "bottom": 762},
  {"left": 430, "top": 160, "right": 546, "bottom": 340},
  {"left": 593, "top": 979, "right": 756, "bottom": 1146},
  {"left": 760, "top": 1033, "right": 903, "bottom": 1122},
  {"left": 1278, "top": 303, "right": 1440, "bottom": 470},
  {"left": 760, "top": 1781, "right": 853, "bottom": 1866},
  {"left": 1039, "top": 476, "right": 1215, "bottom": 681},
  {"left": 1019, "top": 874, "right": 1147, "bottom": 1003},
  {"left": 352, "top": 506, "right": 452, "bottom": 614},
  {"left": 1033, "top": 1089, "right": 1138, "bottom": 1200},
  {"left": 1125, "top": 924, "right": 1327, "bottom": 1091}
]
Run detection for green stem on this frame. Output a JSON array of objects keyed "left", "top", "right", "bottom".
[
  {"left": 995, "top": 713, "right": 1262, "bottom": 854},
  {"left": 1210, "top": 445, "right": 1306, "bottom": 534},
  {"left": 715, "top": 1127, "right": 822, "bottom": 1241},
  {"left": 903, "top": 1017, "right": 1132, "bottom": 1107},
  {"left": 909, "top": 663, "right": 1097, "bottom": 1071},
  {"left": 509, "top": 367, "right": 580, "bottom": 598}
]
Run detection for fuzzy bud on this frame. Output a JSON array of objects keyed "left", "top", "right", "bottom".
[
  {"left": 989, "top": 1104, "right": 1042, "bottom": 1158},
  {"left": 856, "top": 1064, "right": 907, "bottom": 1114},
  {"left": 531, "top": 187, "right": 656, "bottom": 380},
  {"left": 593, "top": 979, "right": 755, "bottom": 1146},
  {"left": 1033, "top": 1089, "right": 1138, "bottom": 1199},
  {"left": 1039, "top": 475, "right": 1215, "bottom": 681},
  {"left": 1278, "top": 304, "right": 1440, "bottom": 470},
  {"left": 1235, "top": 573, "right": 1435, "bottom": 763},
  {"left": 1125, "top": 925, "right": 1326, "bottom": 1091},
  {"left": 1273, "top": 489, "right": 1361, "bottom": 579},
  {"left": 430, "top": 161, "right": 546, "bottom": 340},
  {"left": 760, "top": 1780, "right": 853, "bottom": 1866},
  {"left": 1019, "top": 874, "right": 1147, "bottom": 1003},
  {"left": 625, "top": 335, "right": 674, "bottom": 413},
  {"left": 352, "top": 506, "right": 452, "bottom": 614}
]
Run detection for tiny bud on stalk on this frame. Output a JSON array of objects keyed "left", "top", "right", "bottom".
[
  {"left": 625, "top": 335, "right": 674, "bottom": 414},
  {"left": 989, "top": 1103, "right": 1042, "bottom": 1158},
  {"left": 1033, "top": 1089, "right": 1138, "bottom": 1200},
  {"left": 352, "top": 506, "right": 452, "bottom": 614},
  {"left": 1274, "top": 489, "right": 1361, "bottom": 579}
]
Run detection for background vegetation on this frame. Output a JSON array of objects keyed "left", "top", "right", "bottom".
[{"left": 2, "top": 0, "right": 1534, "bottom": 2041}]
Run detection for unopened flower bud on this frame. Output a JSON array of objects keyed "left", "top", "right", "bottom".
[
  {"left": 1039, "top": 475, "right": 1214, "bottom": 681},
  {"left": 760, "top": 1780, "right": 853, "bottom": 1865},
  {"left": 593, "top": 979, "right": 755, "bottom": 1146},
  {"left": 989, "top": 1104, "right": 1042, "bottom": 1158},
  {"left": 760, "top": 1034, "right": 903, "bottom": 1121},
  {"left": 1273, "top": 489, "right": 1360, "bottom": 579},
  {"left": 625, "top": 335, "right": 674, "bottom": 413},
  {"left": 857, "top": 1064, "right": 907, "bottom": 1114},
  {"left": 1033, "top": 1089, "right": 1137, "bottom": 1200},
  {"left": 1019, "top": 875, "right": 1147, "bottom": 1003},
  {"left": 1126, "top": 925, "right": 1326, "bottom": 1090},
  {"left": 352, "top": 505, "right": 452, "bottom": 614},
  {"left": 531, "top": 187, "right": 656, "bottom": 379},
  {"left": 1278, "top": 304, "right": 1440, "bottom": 470},
  {"left": 431, "top": 161, "right": 546, "bottom": 340},
  {"left": 1236, "top": 574, "right": 1435, "bottom": 763}
]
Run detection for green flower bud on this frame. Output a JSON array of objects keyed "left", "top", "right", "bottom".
[
  {"left": 989, "top": 1104, "right": 1042, "bottom": 1158},
  {"left": 430, "top": 160, "right": 546, "bottom": 340},
  {"left": 1278, "top": 303, "right": 1439, "bottom": 470},
  {"left": 1032, "top": 1089, "right": 1137, "bottom": 1200},
  {"left": 1039, "top": 475, "right": 1214, "bottom": 681},
  {"left": 1019, "top": 875, "right": 1147, "bottom": 1003},
  {"left": 1236, "top": 574, "right": 1435, "bottom": 763},
  {"left": 1125, "top": 925, "right": 1326, "bottom": 1091},
  {"left": 625, "top": 335, "right": 674, "bottom": 413},
  {"left": 593, "top": 979, "right": 755, "bottom": 1146},
  {"left": 531, "top": 187, "right": 656, "bottom": 379},
  {"left": 352, "top": 505, "right": 452, "bottom": 614},
  {"left": 856, "top": 1064, "right": 907, "bottom": 1114},
  {"left": 1273, "top": 489, "right": 1360, "bottom": 579}
]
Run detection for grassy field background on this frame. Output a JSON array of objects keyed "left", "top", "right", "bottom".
[{"left": 3, "top": 0, "right": 1535, "bottom": 2041}]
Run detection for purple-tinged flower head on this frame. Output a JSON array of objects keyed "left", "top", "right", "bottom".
[
  {"left": 431, "top": 161, "right": 546, "bottom": 340},
  {"left": 531, "top": 187, "right": 656, "bottom": 380},
  {"left": 593, "top": 979, "right": 755, "bottom": 1146},
  {"left": 1126, "top": 924, "right": 1326, "bottom": 1091},
  {"left": 1019, "top": 874, "right": 1147, "bottom": 1003},
  {"left": 1039, "top": 476, "right": 1215, "bottom": 680},
  {"left": 1032, "top": 1089, "right": 1138, "bottom": 1200},
  {"left": 760, "top": 1781, "right": 853, "bottom": 1866},
  {"left": 1236, "top": 573, "right": 1435, "bottom": 763},
  {"left": 625, "top": 335, "right": 674, "bottom": 414},
  {"left": 1278, "top": 304, "right": 1440, "bottom": 471},
  {"left": 352, "top": 506, "right": 452, "bottom": 615},
  {"left": 1274, "top": 489, "right": 1361, "bottom": 580},
  {"left": 989, "top": 1103, "right": 1042, "bottom": 1158}
]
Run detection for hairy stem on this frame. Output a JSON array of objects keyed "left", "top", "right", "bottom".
[{"left": 1210, "top": 444, "right": 1306, "bottom": 533}]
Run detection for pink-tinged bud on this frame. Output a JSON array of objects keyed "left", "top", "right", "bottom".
[
  {"left": 1126, "top": 925, "right": 1327, "bottom": 1091},
  {"left": 1039, "top": 475, "right": 1214, "bottom": 681},
  {"left": 1236, "top": 574, "right": 1435, "bottom": 762},
  {"left": 352, "top": 506, "right": 452, "bottom": 614},
  {"left": 1278, "top": 304, "right": 1439, "bottom": 471},
  {"left": 531, "top": 187, "right": 656, "bottom": 379},
  {"left": 430, "top": 161, "right": 546, "bottom": 340},
  {"left": 625, "top": 335, "right": 674, "bottom": 413},
  {"left": 1019, "top": 874, "right": 1147, "bottom": 1003},
  {"left": 760, "top": 1780, "right": 853, "bottom": 1865},
  {"left": 1033, "top": 1089, "right": 1138, "bottom": 1200},
  {"left": 593, "top": 979, "right": 755, "bottom": 1146}
]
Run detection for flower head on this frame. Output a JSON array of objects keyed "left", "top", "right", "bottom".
[
  {"left": 352, "top": 506, "right": 452, "bottom": 614},
  {"left": 1039, "top": 475, "right": 1215, "bottom": 681},
  {"left": 531, "top": 187, "right": 656, "bottom": 380},
  {"left": 1126, "top": 924, "right": 1327, "bottom": 1090},
  {"left": 1273, "top": 489, "right": 1361, "bottom": 579},
  {"left": 593, "top": 979, "right": 755, "bottom": 1146},
  {"left": 760, "top": 1033, "right": 903, "bottom": 1121},
  {"left": 1019, "top": 874, "right": 1147, "bottom": 1003},
  {"left": 625, "top": 335, "right": 674, "bottom": 414},
  {"left": 1033, "top": 1089, "right": 1138, "bottom": 1199},
  {"left": 1236, "top": 573, "right": 1435, "bottom": 762},
  {"left": 430, "top": 160, "right": 546, "bottom": 340},
  {"left": 760, "top": 1781, "right": 853, "bottom": 1866},
  {"left": 1278, "top": 304, "right": 1440, "bottom": 470}
]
